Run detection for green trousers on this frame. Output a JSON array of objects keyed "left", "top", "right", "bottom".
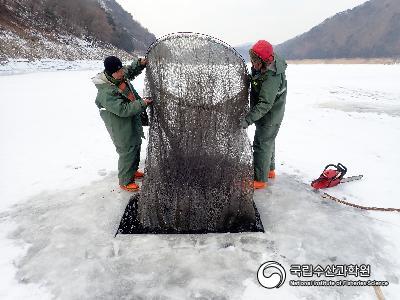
[
  {"left": 100, "top": 111, "right": 142, "bottom": 186},
  {"left": 253, "top": 124, "right": 281, "bottom": 182},
  {"left": 117, "top": 144, "right": 141, "bottom": 185}
]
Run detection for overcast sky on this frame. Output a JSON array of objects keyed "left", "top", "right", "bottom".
[{"left": 115, "top": 0, "right": 368, "bottom": 46}]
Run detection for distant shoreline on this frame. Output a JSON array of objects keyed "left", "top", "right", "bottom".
[{"left": 287, "top": 58, "right": 399, "bottom": 64}]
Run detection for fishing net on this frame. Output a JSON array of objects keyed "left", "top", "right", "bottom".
[{"left": 118, "top": 33, "right": 263, "bottom": 234}]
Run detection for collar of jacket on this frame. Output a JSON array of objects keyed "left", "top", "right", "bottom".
[
  {"left": 251, "top": 69, "right": 268, "bottom": 81},
  {"left": 103, "top": 71, "right": 138, "bottom": 101},
  {"left": 104, "top": 71, "right": 125, "bottom": 86},
  {"left": 250, "top": 55, "right": 286, "bottom": 80},
  {"left": 273, "top": 54, "right": 287, "bottom": 75}
]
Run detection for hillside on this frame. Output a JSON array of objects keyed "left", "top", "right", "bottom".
[
  {"left": 0, "top": 0, "right": 156, "bottom": 61},
  {"left": 233, "top": 43, "right": 252, "bottom": 62},
  {"left": 234, "top": 0, "right": 400, "bottom": 61},
  {"left": 275, "top": 0, "right": 400, "bottom": 59}
]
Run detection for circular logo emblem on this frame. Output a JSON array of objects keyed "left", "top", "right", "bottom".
[{"left": 257, "top": 261, "right": 286, "bottom": 289}]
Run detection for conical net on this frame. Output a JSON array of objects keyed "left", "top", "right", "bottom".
[{"left": 118, "top": 33, "right": 263, "bottom": 234}]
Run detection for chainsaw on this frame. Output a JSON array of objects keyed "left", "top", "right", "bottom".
[{"left": 311, "top": 163, "right": 363, "bottom": 189}]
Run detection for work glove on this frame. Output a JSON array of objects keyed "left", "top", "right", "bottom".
[
  {"left": 139, "top": 57, "right": 148, "bottom": 66},
  {"left": 143, "top": 98, "right": 153, "bottom": 106},
  {"left": 240, "top": 119, "right": 249, "bottom": 129}
]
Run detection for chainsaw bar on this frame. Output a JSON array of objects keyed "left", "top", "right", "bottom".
[{"left": 340, "top": 175, "right": 363, "bottom": 183}]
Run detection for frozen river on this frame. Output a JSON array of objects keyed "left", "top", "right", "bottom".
[{"left": 0, "top": 63, "right": 399, "bottom": 299}]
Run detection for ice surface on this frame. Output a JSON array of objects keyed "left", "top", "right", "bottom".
[
  {"left": 0, "top": 59, "right": 104, "bottom": 75},
  {"left": 1, "top": 173, "right": 398, "bottom": 299},
  {"left": 0, "top": 63, "right": 399, "bottom": 299}
]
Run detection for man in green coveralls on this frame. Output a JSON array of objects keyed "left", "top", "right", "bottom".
[
  {"left": 241, "top": 40, "right": 287, "bottom": 189},
  {"left": 92, "top": 56, "right": 152, "bottom": 192}
]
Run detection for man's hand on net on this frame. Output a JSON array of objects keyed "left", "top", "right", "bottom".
[
  {"left": 144, "top": 98, "right": 153, "bottom": 105},
  {"left": 139, "top": 58, "right": 148, "bottom": 66},
  {"left": 240, "top": 119, "right": 249, "bottom": 129}
]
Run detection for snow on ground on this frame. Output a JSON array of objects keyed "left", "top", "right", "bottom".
[
  {"left": 0, "top": 63, "right": 399, "bottom": 299},
  {"left": 0, "top": 59, "right": 104, "bottom": 76},
  {"left": 276, "top": 64, "right": 400, "bottom": 209},
  {"left": 0, "top": 27, "right": 130, "bottom": 62}
]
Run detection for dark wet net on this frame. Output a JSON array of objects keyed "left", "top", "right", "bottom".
[{"left": 118, "top": 33, "right": 263, "bottom": 234}]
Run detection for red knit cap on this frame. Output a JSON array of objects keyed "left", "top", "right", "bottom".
[{"left": 251, "top": 40, "right": 274, "bottom": 63}]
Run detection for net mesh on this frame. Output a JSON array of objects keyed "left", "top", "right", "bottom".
[{"left": 118, "top": 33, "right": 263, "bottom": 234}]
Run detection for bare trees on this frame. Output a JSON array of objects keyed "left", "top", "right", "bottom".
[{"left": 0, "top": 0, "right": 155, "bottom": 53}]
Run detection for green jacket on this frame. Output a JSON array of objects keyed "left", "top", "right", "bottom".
[
  {"left": 92, "top": 60, "right": 146, "bottom": 149},
  {"left": 245, "top": 54, "right": 287, "bottom": 127}
]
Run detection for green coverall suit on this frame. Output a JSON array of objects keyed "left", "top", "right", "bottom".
[
  {"left": 92, "top": 60, "right": 147, "bottom": 186},
  {"left": 244, "top": 55, "right": 287, "bottom": 182}
]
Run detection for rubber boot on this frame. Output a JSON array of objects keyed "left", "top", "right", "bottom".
[
  {"left": 120, "top": 182, "right": 139, "bottom": 192},
  {"left": 268, "top": 170, "right": 276, "bottom": 179},
  {"left": 134, "top": 170, "right": 144, "bottom": 179},
  {"left": 253, "top": 181, "right": 267, "bottom": 189}
]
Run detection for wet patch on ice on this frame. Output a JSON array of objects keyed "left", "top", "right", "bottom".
[
  {"left": 318, "top": 101, "right": 400, "bottom": 117},
  {"left": 328, "top": 87, "right": 398, "bottom": 102},
  {"left": 1, "top": 174, "right": 399, "bottom": 299},
  {"left": 318, "top": 86, "right": 400, "bottom": 116}
]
